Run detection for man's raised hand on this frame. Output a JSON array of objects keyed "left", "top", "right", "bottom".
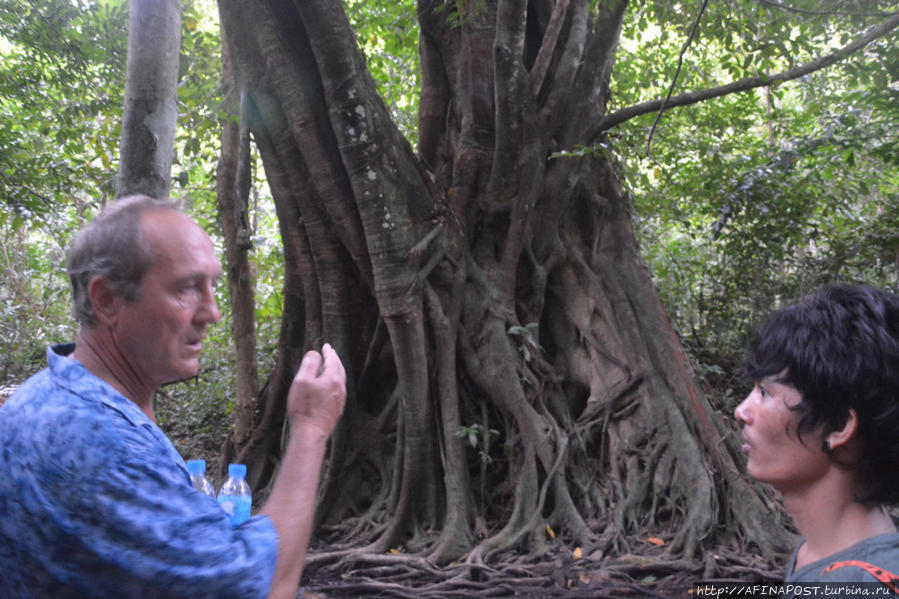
[{"left": 287, "top": 343, "right": 346, "bottom": 438}]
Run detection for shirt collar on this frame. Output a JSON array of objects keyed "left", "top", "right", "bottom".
[{"left": 47, "top": 343, "right": 151, "bottom": 428}]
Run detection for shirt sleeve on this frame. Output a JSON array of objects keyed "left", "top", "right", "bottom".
[{"left": 40, "top": 401, "right": 279, "bottom": 599}]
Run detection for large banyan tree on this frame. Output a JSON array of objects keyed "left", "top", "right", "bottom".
[{"left": 212, "top": 0, "right": 899, "bottom": 570}]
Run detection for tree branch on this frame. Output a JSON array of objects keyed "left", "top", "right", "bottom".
[
  {"left": 757, "top": 0, "right": 898, "bottom": 18},
  {"left": 541, "top": 0, "right": 592, "bottom": 118},
  {"left": 645, "top": 0, "right": 710, "bottom": 156},
  {"left": 591, "top": 11, "right": 899, "bottom": 139},
  {"left": 530, "top": 0, "right": 570, "bottom": 97}
]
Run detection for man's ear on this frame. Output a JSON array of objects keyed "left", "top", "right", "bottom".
[
  {"left": 87, "top": 276, "right": 120, "bottom": 324},
  {"left": 826, "top": 409, "right": 859, "bottom": 451}
]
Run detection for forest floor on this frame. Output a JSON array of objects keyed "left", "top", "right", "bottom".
[
  {"left": 155, "top": 382, "right": 788, "bottom": 599},
  {"left": 294, "top": 546, "right": 782, "bottom": 598}
]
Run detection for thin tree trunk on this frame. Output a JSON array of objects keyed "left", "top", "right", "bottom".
[
  {"left": 216, "top": 41, "right": 258, "bottom": 450},
  {"left": 116, "top": 0, "right": 181, "bottom": 199}
]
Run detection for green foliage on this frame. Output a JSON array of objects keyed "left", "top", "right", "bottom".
[
  {"left": 345, "top": 0, "right": 419, "bottom": 142},
  {"left": 508, "top": 322, "right": 540, "bottom": 363},
  {"left": 0, "top": 0, "right": 127, "bottom": 218},
  {"left": 611, "top": 0, "right": 899, "bottom": 399},
  {"left": 0, "top": 217, "right": 77, "bottom": 382},
  {"left": 249, "top": 197, "right": 286, "bottom": 375},
  {"left": 456, "top": 423, "right": 499, "bottom": 464},
  {"left": 0, "top": 0, "right": 115, "bottom": 377},
  {"left": 173, "top": 0, "right": 225, "bottom": 198}
]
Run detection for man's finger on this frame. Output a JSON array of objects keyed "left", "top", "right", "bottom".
[
  {"left": 321, "top": 343, "right": 345, "bottom": 380},
  {"left": 296, "top": 349, "right": 322, "bottom": 380}
]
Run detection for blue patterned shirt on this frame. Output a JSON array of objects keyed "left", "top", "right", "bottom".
[{"left": 0, "top": 344, "right": 278, "bottom": 598}]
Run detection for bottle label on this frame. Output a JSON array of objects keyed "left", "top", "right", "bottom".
[
  {"left": 218, "top": 495, "right": 251, "bottom": 526},
  {"left": 219, "top": 498, "right": 236, "bottom": 517}
]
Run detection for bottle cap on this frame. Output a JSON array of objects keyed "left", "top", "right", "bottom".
[
  {"left": 228, "top": 463, "right": 247, "bottom": 479},
  {"left": 187, "top": 459, "right": 206, "bottom": 475}
]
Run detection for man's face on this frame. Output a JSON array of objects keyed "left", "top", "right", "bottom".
[
  {"left": 111, "top": 209, "right": 222, "bottom": 387},
  {"left": 733, "top": 375, "right": 830, "bottom": 492}
]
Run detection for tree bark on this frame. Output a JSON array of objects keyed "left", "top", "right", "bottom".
[
  {"left": 216, "top": 37, "right": 259, "bottom": 458},
  {"left": 116, "top": 0, "right": 182, "bottom": 199},
  {"left": 212, "top": 0, "right": 879, "bottom": 567}
]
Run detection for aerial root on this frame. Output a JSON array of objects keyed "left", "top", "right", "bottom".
[{"left": 300, "top": 542, "right": 784, "bottom": 598}]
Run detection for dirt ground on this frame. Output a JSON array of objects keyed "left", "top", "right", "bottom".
[{"left": 293, "top": 544, "right": 782, "bottom": 598}]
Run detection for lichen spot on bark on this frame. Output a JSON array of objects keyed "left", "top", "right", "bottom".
[{"left": 382, "top": 204, "right": 394, "bottom": 231}]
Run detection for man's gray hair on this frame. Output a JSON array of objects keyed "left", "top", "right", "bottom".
[{"left": 67, "top": 194, "right": 180, "bottom": 325}]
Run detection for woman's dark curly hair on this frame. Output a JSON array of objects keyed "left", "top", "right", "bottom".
[{"left": 743, "top": 283, "right": 899, "bottom": 505}]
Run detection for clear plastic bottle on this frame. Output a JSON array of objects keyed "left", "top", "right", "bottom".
[
  {"left": 217, "top": 463, "right": 252, "bottom": 526},
  {"left": 186, "top": 459, "right": 216, "bottom": 499}
]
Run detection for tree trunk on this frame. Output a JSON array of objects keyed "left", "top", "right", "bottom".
[
  {"left": 216, "top": 0, "right": 791, "bottom": 566},
  {"left": 116, "top": 0, "right": 181, "bottom": 199},
  {"left": 216, "top": 38, "right": 259, "bottom": 466}
]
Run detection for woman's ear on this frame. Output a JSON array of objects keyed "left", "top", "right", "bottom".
[
  {"left": 826, "top": 409, "right": 859, "bottom": 451},
  {"left": 87, "top": 276, "right": 120, "bottom": 324}
]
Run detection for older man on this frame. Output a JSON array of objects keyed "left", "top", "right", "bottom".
[{"left": 0, "top": 195, "right": 346, "bottom": 599}]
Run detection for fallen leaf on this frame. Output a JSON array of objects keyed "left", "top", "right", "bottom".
[
  {"left": 646, "top": 536, "right": 665, "bottom": 546},
  {"left": 389, "top": 548, "right": 401, "bottom": 554},
  {"left": 572, "top": 547, "right": 582, "bottom": 559},
  {"left": 546, "top": 524, "right": 556, "bottom": 539}
]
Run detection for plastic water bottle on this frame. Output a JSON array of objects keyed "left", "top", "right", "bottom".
[
  {"left": 186, "top": 459, "right": 216, "bottom": 499},
  {"left": 217, "top": 463, "right": 252, "bottom": 526}
]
